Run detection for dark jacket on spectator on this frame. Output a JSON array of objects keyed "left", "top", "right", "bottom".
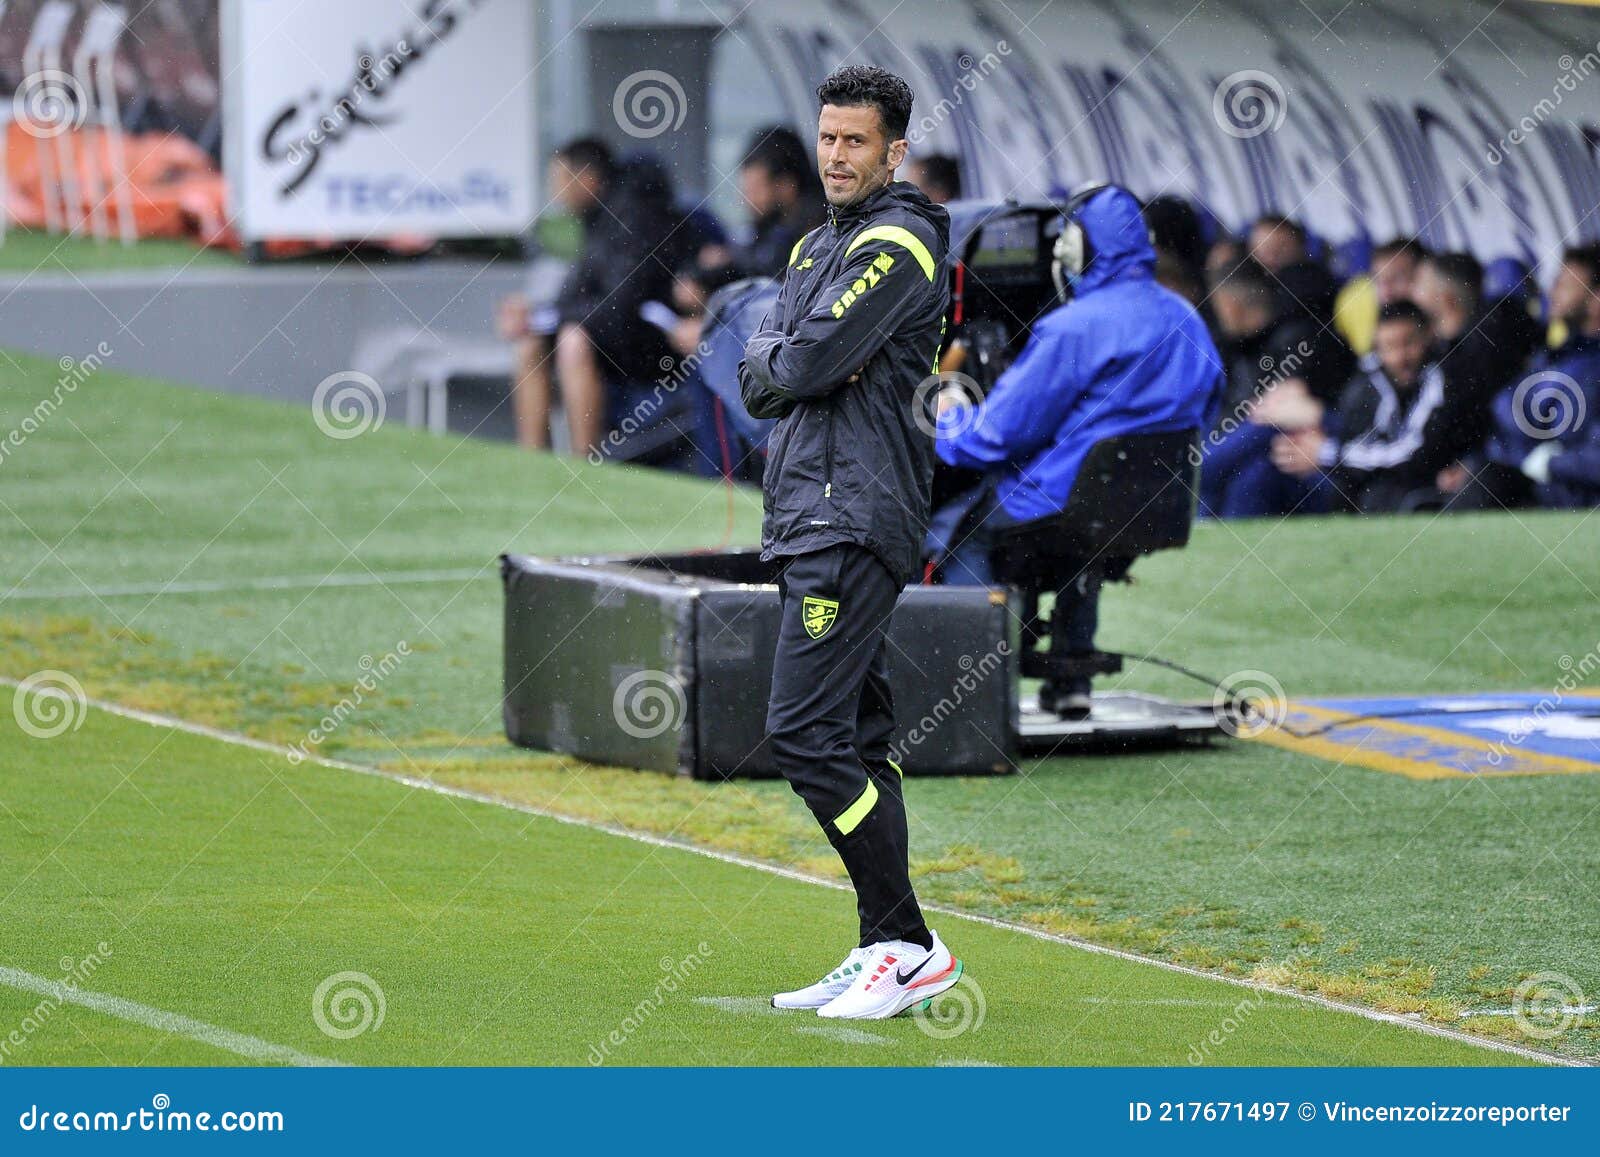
[
  {"left": 1486, "top": 334, "right": 1600, "bottom": 508},
  {"left": 555, "top": 160, "right": 700, "bottom": 383},
  {"left": 1215, "top": 313, "right": 1352, "bottom": 421},
  {"left": 742, "top": 202, "right": 827, "bottom": 278},
  {"left": 1429, "top": 301, "right": 1542, "bottom": 464},
  {"left": 1324, "top": 360, "right": 1451, "bottom": 511}
]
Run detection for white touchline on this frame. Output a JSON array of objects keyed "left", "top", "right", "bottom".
[
  {"left": 3, "top": 568, "right": 485, "bottom": 600},
  {"left": 0, "top": 965, "right": 346, "bottom": 1068},
  {"left": 1079, "top": 996, "right": 1292, "bottom": 1008},
  {"left": 1, "top": 681, "right": 1579, "bottom": 1069},
  {"left": 794, "top": 1025, "right": 890, "bottom": 1046}
]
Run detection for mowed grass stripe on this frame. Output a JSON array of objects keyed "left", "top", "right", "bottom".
[{"left": 0, "top": 706, "right": 1542, "bottom": 1066}]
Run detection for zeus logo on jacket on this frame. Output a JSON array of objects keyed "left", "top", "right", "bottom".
[{"left": 830, "top": 252, "right": 897, "bottom": 318}]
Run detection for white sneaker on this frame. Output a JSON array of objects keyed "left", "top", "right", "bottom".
[
  {"left": 817, "top": 930, "right": 962, "bottom": 1020},
  {"left": 771, "top": 947, "right": 873, "bottom": 1010}
]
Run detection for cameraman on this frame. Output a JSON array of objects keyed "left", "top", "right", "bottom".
[{"left": 935, "top": 186, "right": 1222, "bottom": 716}]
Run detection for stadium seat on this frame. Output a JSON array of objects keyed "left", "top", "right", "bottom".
[{"left": 991, "top": 428, "right": 1200, "bottom": 686}]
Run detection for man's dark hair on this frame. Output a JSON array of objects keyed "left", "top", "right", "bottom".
[
  {"left": 742, "top": 125, "right": 812, "bottom": 183},
  {"left": 915, "top": 153, "right": 962, "bottom": 200},
  {"left": 1377, "top": 300, "right": 1430, "bottom": 330},
  {"left": 1424, "top": 251, "right": 1483, "bottom": 309},
  {"left": 1252, "top": 212, "right": 1307, "bottom": 246},
  {"left": 816, "top": 64, "right": 914, "bottom": 141},
  {"left": 554, "top": 136, "right": 615, "bottom": 183},
  {"left": 1563, "top": 243, "right": 1600, "bottom": 288},
  {"left": 1215, "top": 256, "right": 1278, "bottom": 314},
  {"left": 1373, "top": 236, "right": 1427, "bottom": 264}
]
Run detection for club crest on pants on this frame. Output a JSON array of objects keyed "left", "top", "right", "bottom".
[{"left": 802, "top": 595, "right": 839, "bottom": 639}]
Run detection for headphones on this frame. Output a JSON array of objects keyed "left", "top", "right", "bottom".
[{"left": 1050, "top": 181, "right": 1142, "bottom": 303}]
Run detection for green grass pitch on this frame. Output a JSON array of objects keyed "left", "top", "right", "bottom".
[
  {"left": 1, "top": 348, "right": 1595, "bottom": 1065},
  {"left": 0, "top": 230, "right": 236, "bottom": 276}
]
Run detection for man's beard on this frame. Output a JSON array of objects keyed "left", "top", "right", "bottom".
[{"left": 825, "top": 153, "right": 890, "bottom": 207}]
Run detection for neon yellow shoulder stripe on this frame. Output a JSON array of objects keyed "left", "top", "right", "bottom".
[
  {"left": 844, "top": 225, "right": 937, "bottom": 281},
  {"left": 833, "top": 780, "right": 879, "bottom": 835},
  {"left": 788, "top": 230, "right": 817, "bottom": 268}
]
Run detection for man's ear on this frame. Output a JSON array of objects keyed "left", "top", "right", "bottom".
[{"left": 887, "top": 138, "right": 909, "bottom": 172}]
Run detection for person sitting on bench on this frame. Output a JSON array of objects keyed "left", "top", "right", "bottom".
[{"left": 934, "top": 185, "right": 1222, "bottom": 717}]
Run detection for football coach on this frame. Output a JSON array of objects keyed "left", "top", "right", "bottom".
[{"left": 739, "top": 65, "right": 960, "bottom": 1021}]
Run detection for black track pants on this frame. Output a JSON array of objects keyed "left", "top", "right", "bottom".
[{"left": 766, "top": 543, "right": 930, "bottom": 947}]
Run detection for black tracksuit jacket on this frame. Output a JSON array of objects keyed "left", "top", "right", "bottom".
[{"left": 738, "top": 180, "right": 951, "bottom": 586}]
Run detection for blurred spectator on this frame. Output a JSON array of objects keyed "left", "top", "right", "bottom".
[
  {"left": 907, "top": 153, "right": 962, "bottom": 204},
  {"left": 1249, "top": 213, "right": 1339, "bottom": 326},
  {"left": 1200, "top": 258, "right": 1336, "bottom": 517},
  {"left": 658, "top": 127, "right": 824, "bottom": 474},
  {"left": 1205, "top": 236, "right": 1245, "bottom": 284},
  {"left": 1415, "top": 251, "right": 1539, "bottom": 388},
  {"left": 672, "top": 128, "right": 821, "bottom": 361},
  {"left": 497, "top": 137, "right": 613, "bottom": 450},
  {"left": 1272, "top": 301, "right": 1452, "bottom": 512},
  {"left": 1210, "top": 258, "right": 1351, "bottom": 410},
  {"left": 1334, "top": 236, "right": 1428, "bottom": 355},
  {"left": 1482, "top": 256, "right": 1547, "bottom": 362},
  {"left": 1155, "top": 250, "right": 1203, "bottom": 306},
  {"left": 498, "top": 137, "right": 701, "bottom": 455},
  {"left": 1200, "top": 372, "right": 1327, "bottom": 518},
  {"left": 1247, "top": 213, "right": 1306, "bottom": 274},
  {"left": 1412, "top": 251, "right": 1541, "bottom": 489},
  {"left": 1145, "top": 194, "right": 1209, "bottom": 280},
  {"left": 729, "top": 125, "right": 826, "bottom": 277},
  {"left": 1463, "top": 245, "right": 1600, "bottom": 509}
]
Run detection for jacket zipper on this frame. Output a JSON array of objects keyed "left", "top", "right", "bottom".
[{"left": 822, "top": 408, "right": 835, "bottom": 499}]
